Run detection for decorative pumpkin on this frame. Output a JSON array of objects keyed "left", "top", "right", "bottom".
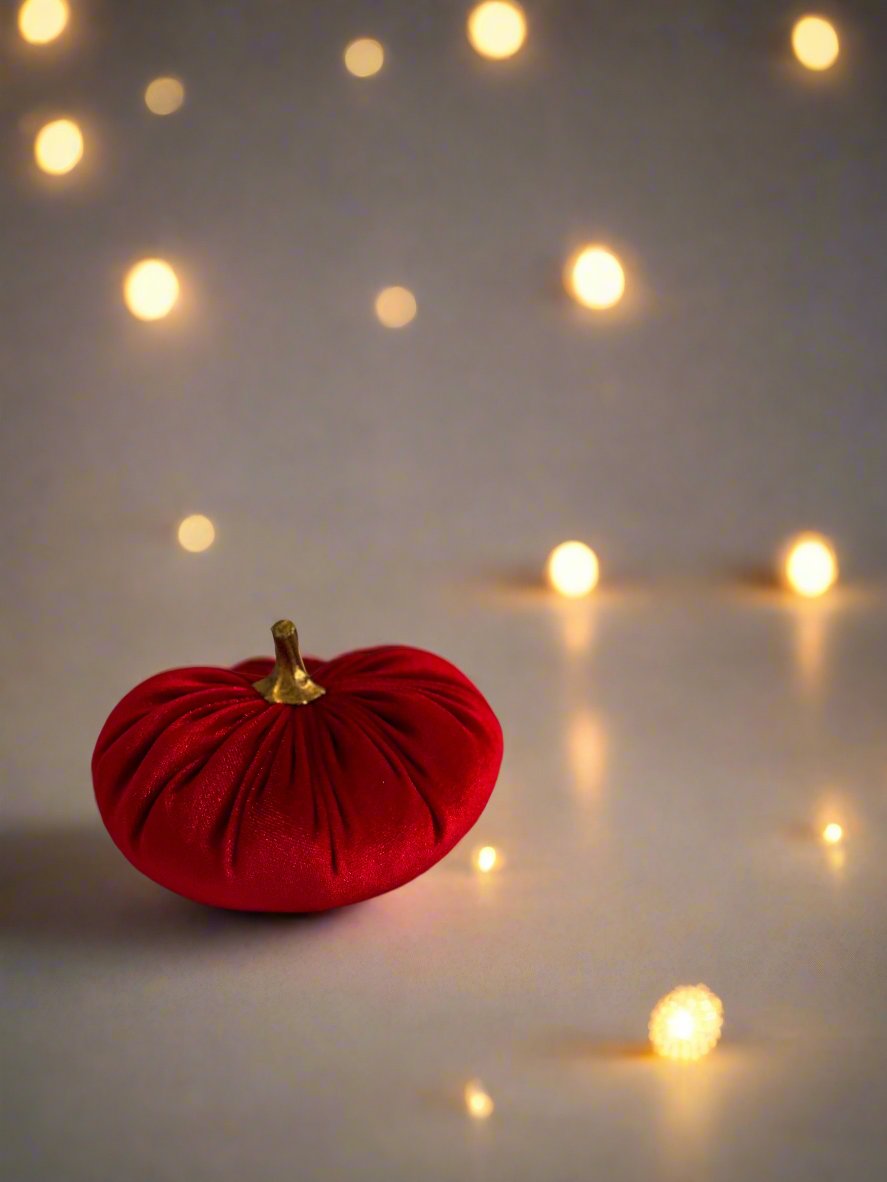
[{"left": 92, "top": 620, "right": 503, "bottom": 912}]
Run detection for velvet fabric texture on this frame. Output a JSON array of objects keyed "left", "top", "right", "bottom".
[{"left": 92, "top": 646, "right": 503, "bottom": 912}]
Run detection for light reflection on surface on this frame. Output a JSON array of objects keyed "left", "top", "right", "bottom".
[
  {"left": 567, "top": 706, "right": 607, "bottom": 798},
  {"left": 464, "top": 1079, "right": 494, "bottom": 1119},
  {"left": 791, "top": 601, "right": 828, "bottom": 697}
]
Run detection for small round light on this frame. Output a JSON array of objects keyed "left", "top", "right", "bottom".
[
  {"left": 464, "top": 1081, "right": 494, "bottom": 1119},
  {"left": 792, "top": 15, "right": 840, "bottom": 71},
  {"left": 34, "top": 118, "right": 83, "bottom": 175},
  {"left": 18, "top": 0, "right": 68, "bottom": 45},
  {"left": 649, "top": 984, "right": 724, "bottom": 1063},
  {"left": 546, "top": 541, "right": 600, "bottom": 598},
  {"left": 375, "top": 286, "right": 417, "bottom": 328},
  {"left": 783, "top": 533, "right": 838, "bottom": 598},
  {"left": 177, "top": 515, "right": 215, "bottom": 553},
  {"left": 467, "top": 1, "right": 527, "bottom": 60},
  {"left": 565, "top": 245, "right": 626, "bottom": 310},
  {"left": 145, "top": 76, "right": 185, "bottom": 116},
  {"left": 123, "top": 259, "right": 180, "bottom": 321},
  {"left": 344, "top": 38, "right": 384, "bottom": 78},
  {"left": 822, "top": 821, "right": 844, "bottom": 845},
  {"left": 473, "top": 845, "right": 498, "bottom": 873}
]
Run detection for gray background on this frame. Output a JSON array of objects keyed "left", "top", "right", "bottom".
[{"left": 2, "top": 2, "right": 886, "bottom": 1180}]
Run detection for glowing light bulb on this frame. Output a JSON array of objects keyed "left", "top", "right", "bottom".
[
  {"left": 375, "top": 286, "right": 417, "bottom": 328},
  {"left": 344, "top": 38, "right": 384, "bottom": 77},
  {"left": 565, "top": 245, "right": 626, "bottom": 310},
  {"left": 792, "top": 15, "right": 840, "bottom": 70},
  {"left": 783, "top": 533, "right": 838, "bottom": 598},
  {"left": 546, "top": 541, "right": 600, "bottom": 598},
  {"left": 123, "top": 259, "right": 180, "bottom": 321},
  {"left": 145, "top": 77, "right": 185, "bottom": 116},
  {"left": 473, "top": 845, "right": 498, "bottom": 873},
  {"left": 464, "top": 1081, "right": 494, "bottom": 1119},
  {"left": 34, "top": 118, "right": 83, "bottom": 175},
  {"left": 18, "top": 0, "right": 68, "bottom": 44},
  {"left": 177, "top": 515, "right": 215, "bottom": 553},
  {"left": 822, "top": 821, "right": 843, "bottom": 845},
  {"left": 649, "top": 984, "right": 724, "bottom": 1063},
  {"left": 467, "top": 1, "right": 526, "bottom": 60}
]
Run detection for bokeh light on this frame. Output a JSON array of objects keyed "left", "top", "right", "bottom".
[
  {"left": 18, "top": 0, "right": 68, "bottom": 45},
  {"left": 547, "top": 541, "right": 600, "bottom": 598},
  {"left": 473, "top": 845, "right": 499, "bottom": 873},
  {"left": 464, "top": 1081, "right": 494, "bottom": 1119},
  {"left": 467, "top": 2, "right": 527, "bottom": 60},
  {"left": 565, "top": 245, "right": 626, "bottom": 309},
  {"left": 649, "top": 984, "right": 724, "bottom": 1062},
  {"left": 792, "top": 15, "right": 840, "bottom": 71},
  {"left": 783, "top": 533, "right": 838, "bottom": 598},
  {"left": 344, "top": 38, "right": 384, "bottom": 78},
  {"left": 177, "top": 515, "right": 215, "bottom": 553},
  {"left": 145, "top": 77, "right": 185, "bottom": 116},
  {"left": 822, "top": 821, "right": 844, "bottom": 845},
  {"left": 375, "top": 286, "right": 417, "bottom": 328},
  {"left": 123, "top": 259, "right": 180, "bottom": 321},
  {"left": 34, "top": 118, "right": 83, "bottom": 175}
]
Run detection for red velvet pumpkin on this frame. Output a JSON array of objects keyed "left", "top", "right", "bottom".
[{"left": 92, "top": 621, "right": 502, "bottom": 912}]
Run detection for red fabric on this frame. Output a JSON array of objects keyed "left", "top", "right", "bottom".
[{"left": 92, "top": 646, "right": 502, "bottom": 912}]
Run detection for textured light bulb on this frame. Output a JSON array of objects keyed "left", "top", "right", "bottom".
[
  {"left": 145, "top": 77, "right": 185, "bottom": 115},
  {"left": 784, "top": 533, "right": 838, "bottom": 598},
  {"left": 34, "top": 118, "right": 83, "bottom": 175},
  {"left": 473, "top": 845, "right": 498, "bottom": 873},
  {"left": 465, "top": 1081, "right": 494, "bottom": 1119},
  {"left": 467, "top": 2, "right": 526, "bottom": 60},
  {"left": 546, "top": 541, "right": 600, "bottom": 598},
  {"left": 18, "top": 0, "right": 68, "bottom": 44},
  {"left": 375, "top": 286, "right": 417, "bottom": 328},
  {"left": 344, "top": 38, "right": 384, "bottom": 77},
  {"left": 792, "top": 15, "right": 840, "bottom": 70},
  {"left": 566, "top": 246, "right": 626, "bottom": 309},
  {"left": 822, "top": 821, "right": 844, "bottom": 845},
  {"left": 177, "top": 515, "right": 215, "bottom": 553},
  {"left": 649, "top": 984, "right": 724, "bottom": 1062},
  {"left": 123, "top": 259, "right": 180, "bottom": 321}
]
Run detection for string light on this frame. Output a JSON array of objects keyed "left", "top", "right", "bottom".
[
  {"left": 565, "top": 246, "right": 626, "bottom": 310},
  {"left": 344, "top": 38, "right": 384, "bottom": 78},
  {"left": 34, "top": 118, "right": 83, "bottom": 175},
  {"left": 546, "top": 541, "right": 600, "bottom": 598},
  {"left": 792, "top": 15, "right": 840, "bottom": 71},
  {"left": 375, "top": 286, "right": 417, "bottom": 328},
  {"left": 18, "top": 0, "right": 68, "bottom": 44},
  {"left": 822, "top": 821, "right": 844, "bottom": 845},
  {"left": 467, "top": 2, "right": 527, "bottom": 60},
  {"left": 123, "top": 259, "right": 180, "bottom": 321},
  {"left": 783, "top": 533, "right": 838, "bottom": 598},
  {"left": 145, "top": 77, "right": 185, "bottom": 116},
  {"left": 649, "top": 984, "right": 724, "bottom": 1062},
  {"left": 473, "top": 845, "right": 499, "bottom": 873},
  {"left": 177, "top": 515, "right": 215, "bottom": 553},
  {"left": 464, "top": 1081, "right": 494, "bottom": 1119}
]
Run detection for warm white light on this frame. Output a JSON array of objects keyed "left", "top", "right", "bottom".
[
  {"left": 547, "top": 541, "right": 600, "bottom": 598},
  {"left": 822, "top": 821, "right": 844, "bottom": 845},
  {"left": 145, "top": 77, "right": 185, "bottom": 116},
  {"left": 783, "top": 533, "right": 838, "bottom": 598},
  {"left": 792, "top": 15, "right": 840, "bottom": 70},
  {"left": 465, "top": 1081, "right": 494, "bottom": 1119},
  {"left": 467, "top": 2, "right": 526, "bottom": 60},
  {"left": 124, "top": 259, "right": 180, "bottom": 321},
  {"left": 344, "top": 38, "right": 384, "bottom": 77},
  {"left": 565, "top": 246, "right": 626, "bottom": 310},
  {"left": 474, "top": 845, "right": 498, "bottom": 873},
  {"left": 34, "top": 118, "right": 83, "bottom": 175},
  {"left": 18, "top": 0, "right": 68, "bottom": 44},
  {"left": 649, "top": 984, "right": 724, "bottom": 1062},
  {"left": 177, "top": 515, "right": 215, "bottom": 553},
  {"left": 375, "top": 286, "right": 417, "bottom": 328}
]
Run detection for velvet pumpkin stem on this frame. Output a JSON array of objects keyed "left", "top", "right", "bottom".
[{"left": 252, "top": 620, "right": 326, "bottom": 705}]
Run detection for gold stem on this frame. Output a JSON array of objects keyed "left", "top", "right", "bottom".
[{"left": 252, "top": 620, "right": 325, "bottom": 705}]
